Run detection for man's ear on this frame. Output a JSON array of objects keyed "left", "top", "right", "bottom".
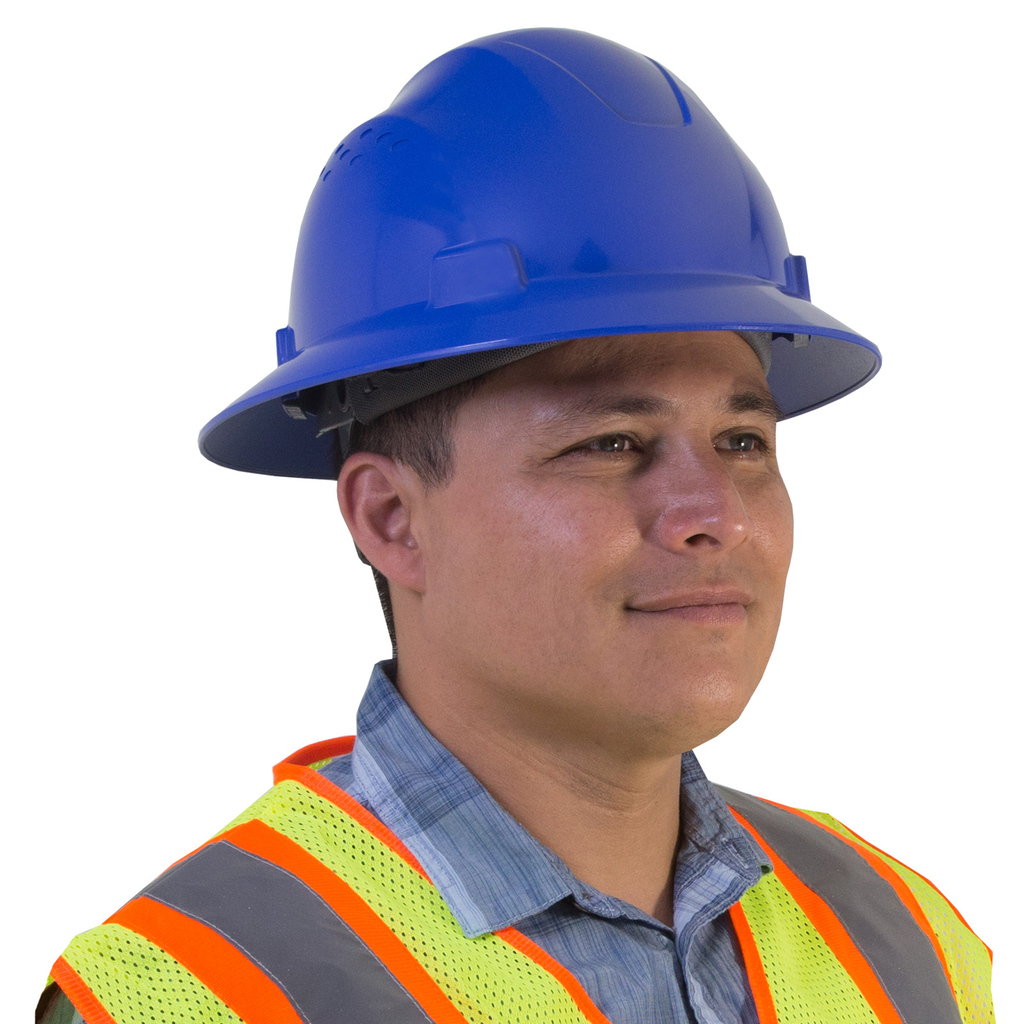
[{"left": 337, "top": 453, "right": 426, "bottom": 594}]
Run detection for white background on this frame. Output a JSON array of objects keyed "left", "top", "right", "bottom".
[{"left": 3, "top": 0, "right": 1018, "bottom": 1019}]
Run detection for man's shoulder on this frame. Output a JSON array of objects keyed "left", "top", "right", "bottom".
[
  {"left": 40, "top": 752, "right": 363, "bottom": 1024},
  {"left": 714, "top": 781, "right": 975, "bottom": 918},
  {"left": 41, "top": 751, "right": 625, "bottom": 1024}
]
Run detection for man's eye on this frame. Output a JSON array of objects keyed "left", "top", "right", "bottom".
[
  {"left": 718, "top": 433, "right": 765, "bottom": 454},
  {"left": 587, "top": 433, "right": 637, "bottom": 453}
]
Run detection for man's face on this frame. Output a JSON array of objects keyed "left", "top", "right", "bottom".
[{"left": 409, "top": 331, "right": 794, "bottom": 758}]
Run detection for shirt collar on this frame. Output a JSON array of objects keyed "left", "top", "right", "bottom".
[{"left": 351, "top": 661, "right": 770, "bottom": 940}]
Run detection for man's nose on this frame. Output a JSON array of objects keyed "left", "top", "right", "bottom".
[{"left": 647, "top": 447, "right": 752, "bottom": 554}]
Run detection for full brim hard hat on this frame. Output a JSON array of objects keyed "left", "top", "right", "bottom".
[{"left": 199, "top": 29, "right": 880, "bottom": 480}]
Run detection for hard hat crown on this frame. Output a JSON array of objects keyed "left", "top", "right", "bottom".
[{"left": 201, "top": 28, "right": 880, "bottom": 478}]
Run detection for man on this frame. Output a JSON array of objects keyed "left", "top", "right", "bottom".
[{"left": 39, "top": 27, "right": 994, "bottom": 1024}]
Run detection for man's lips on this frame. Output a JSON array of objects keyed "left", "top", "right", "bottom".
[
  {"left": 627, "top": 588, "right": 752, "bottom": 612},
  {"left": 626, "top": 589, "right": 751, "bottom": 624}
]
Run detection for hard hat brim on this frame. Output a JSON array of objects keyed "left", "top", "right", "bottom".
[{"left": 199, "top": 272, "right": 880, "bottom": 479}]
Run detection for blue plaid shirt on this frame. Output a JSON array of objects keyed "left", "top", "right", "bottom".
[{"left": 320, "top": 662, "right": 772, "bottom": 1024}]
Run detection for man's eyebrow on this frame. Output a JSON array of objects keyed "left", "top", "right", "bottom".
[
  {"left": 541, "top": 388, "right": 782, "bottom": 427},
  {"left": 542, "top": 393, "right": 676, "bottom": 426},
  {"left": 725, "top": 388, "right": 782, "bottom": 422}
]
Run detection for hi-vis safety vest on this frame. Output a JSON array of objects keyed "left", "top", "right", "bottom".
[{"left": 42, "top": 738, "right": 994, "bottom": 1024}]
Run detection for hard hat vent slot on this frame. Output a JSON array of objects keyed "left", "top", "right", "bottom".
[{"left": 320, "top": 124, "right": 411, "bottom": 182}]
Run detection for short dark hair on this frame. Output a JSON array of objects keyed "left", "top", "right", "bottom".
[
  {"left": 345, "top": 372, "right": 498, "bottom": 652},
  {"left": 346, "top": 371, "right": 496, "bottom": 487}
]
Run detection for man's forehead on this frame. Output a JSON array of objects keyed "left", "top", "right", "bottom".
[
  {"left": 483, "top": 330, "right": 774, "bottom": 411},
  {"left": 505, "top": 330, "right": 762, "bottom": 379}
]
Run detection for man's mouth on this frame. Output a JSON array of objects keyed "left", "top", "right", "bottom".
[{"left": 626, "top": 588, "right": 751, "bottom": 624}]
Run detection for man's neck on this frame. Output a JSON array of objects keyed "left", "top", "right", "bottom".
[{"left": 395, "top": 662, "right": 684, "bottom": 927}]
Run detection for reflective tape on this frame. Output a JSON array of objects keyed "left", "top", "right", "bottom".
[
  {"left": 142, "top": 840, "right": 431, "bottom": 1024},
  {"left": 719, "top": 787, "right": 961, "bottom": 1024}
]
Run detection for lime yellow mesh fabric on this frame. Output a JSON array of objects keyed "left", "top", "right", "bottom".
[
  {"left": 61, "top": 923, "right": 243, "bottom": 1024},
  {"left": 738, "top": 872, "right": 882, "bottom": 1024},
  {"left": 801, "top": 809, "right": 994, "bottom": 1024},
  {"left": 220, "top": 779, "right": 598, "bottom": 1024}
]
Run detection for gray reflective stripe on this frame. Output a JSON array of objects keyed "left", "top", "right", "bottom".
[
  {"left": 717, "top": 786, "right": 961, "bottom": 1024},
  {"left": 142, "top": 841, "right": 431, "bottom": 1024}
]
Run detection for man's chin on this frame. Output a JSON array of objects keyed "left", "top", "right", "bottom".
[{"left": 565, "top": 689, "right": 757, "bottom": 761}]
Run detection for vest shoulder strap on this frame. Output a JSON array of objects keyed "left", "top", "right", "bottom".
[
  {"left": 718, "top": 785, "right": 993, "bottom": 1024},
  {"left": 47, "top": 740, "right": 612, "bottom": 1024}
]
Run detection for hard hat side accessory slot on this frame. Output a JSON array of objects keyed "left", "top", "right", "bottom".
[{"left": 782, "top": 256, "right": 811, "bottom": 302}]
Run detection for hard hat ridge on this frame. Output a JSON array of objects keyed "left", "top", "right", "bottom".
[{"left": 199, "top": 28, "right": 881, "bottom": 479}]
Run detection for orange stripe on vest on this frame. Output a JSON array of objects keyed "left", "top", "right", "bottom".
[
  {"left": 730, "top": 808, "right": 904, "bottom": 1024},
  {"left": 727, "top": 904, "right": 781, "bottom": 1024},
  {"left": 763, "top": 797, "right": 959, "bottom": 999},
  {"left": 108, "top": 896, "right": 305, "bottom": 1024},
  {"left": 222, "top": 818, "right": 472, "bottom": 1024},
  {"left": 274, "top": 741, "right": 614, "bottom": 1024},
  {"left": 49, "top": 959, "right": 119, "bottom": 1024}
]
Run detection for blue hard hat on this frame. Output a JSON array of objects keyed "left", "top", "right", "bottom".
[{"left": 199, "top": 28, "right": 880, "bottom": 479}]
